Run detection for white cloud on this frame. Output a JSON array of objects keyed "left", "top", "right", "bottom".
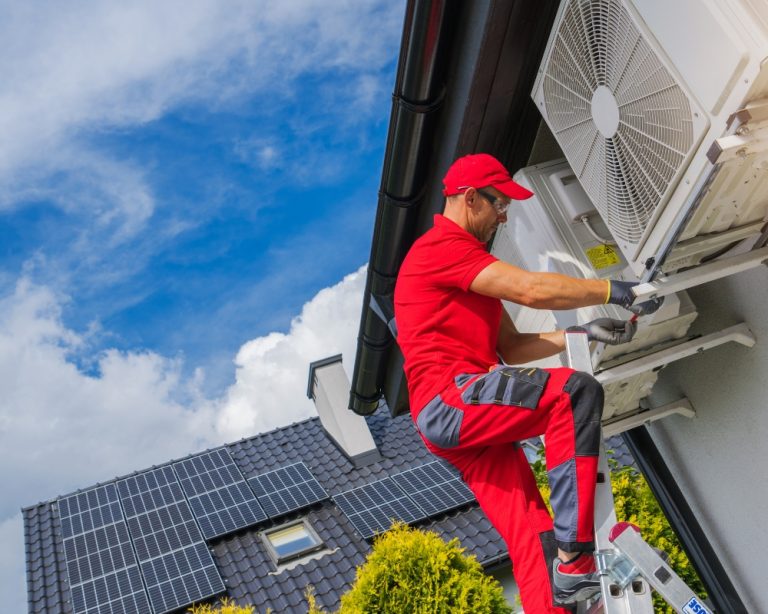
[
  {"left": 0, "top": 266, "right": 367, "bottom": 607},
  {"left": 0, "top": 280, "right": 220, "bottom": 518},
  {"left": 233, "top": 136, "right": 283, "bottom": 172},
  {"left": 217, "top": 264, "right": 366, "bottom": 439}
]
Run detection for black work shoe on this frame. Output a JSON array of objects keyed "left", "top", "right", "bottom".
[{"left": 553, "top": 559, "right": 602, "bottom": 604}]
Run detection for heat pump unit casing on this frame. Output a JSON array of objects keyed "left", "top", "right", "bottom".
[
  {"left": 490, "top": 160, "right": 697, "bottom": 420},
  {"left": 533, "top": 0, "right": 768, "bottom": 277}
]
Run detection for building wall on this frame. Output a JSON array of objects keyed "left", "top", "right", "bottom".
[{"left": 648, "top": 263, "right": 768, "bottom": 611}]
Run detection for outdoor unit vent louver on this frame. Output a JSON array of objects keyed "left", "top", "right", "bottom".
[{"left": 540, "top": 0, "right": 703, "bottom": 245}]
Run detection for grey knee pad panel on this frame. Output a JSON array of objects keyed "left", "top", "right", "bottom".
[
  {"left": 564, "top": 372, "right": 604, "bottom": 456},
  {"left": 416, "top": 395, "right": 463, "bottom": 449}
]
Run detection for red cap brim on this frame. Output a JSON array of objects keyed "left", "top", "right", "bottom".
[{"left": 494, "top": 179, "right": 534, "bottom": 200}]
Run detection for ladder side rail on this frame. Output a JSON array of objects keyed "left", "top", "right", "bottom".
[{"left": 564, "top": 332, "right": 655, "bottom": 614}]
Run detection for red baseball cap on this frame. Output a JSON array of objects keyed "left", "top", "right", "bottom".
[{"left": 442, "top": 153, "right": 534, "bottom": 200}]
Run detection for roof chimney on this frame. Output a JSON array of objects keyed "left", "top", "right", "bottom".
[{"left": 308, "top": 355, "right": 381, "bottom": 467}]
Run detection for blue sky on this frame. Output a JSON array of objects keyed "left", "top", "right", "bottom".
[{"left": 0, "top": 1, "right": 405, "bottom": 609}]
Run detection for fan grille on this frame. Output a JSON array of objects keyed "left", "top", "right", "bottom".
[{"left": 542, "top": 0, "right": 697, "bottom": 244}]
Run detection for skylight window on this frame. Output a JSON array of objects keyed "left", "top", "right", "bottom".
[{"left": 262, "top": 520, "right": 324, "bottom": 564}]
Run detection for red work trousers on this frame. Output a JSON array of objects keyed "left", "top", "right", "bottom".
[{"left": 413, "top": 365, "right": 604, "bottom": 613}]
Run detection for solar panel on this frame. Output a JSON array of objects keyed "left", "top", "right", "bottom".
[
  {"left": 117, "top": 466, "right": 224, "bottom": 614},
  {"left": 391, "top": 461, "right": 476, "bottom": 516},
  {"left": 174, "top": 448, "right": 267, "bottom": 539},
  {"left": 247, "top": 462, "right": 328, "bottom": 519},
  {"left": 58, "top": 484, "right": 152, "bottom": 614},
  {"left": 333, "top": 477, "right": 427, "bottom": 539}
]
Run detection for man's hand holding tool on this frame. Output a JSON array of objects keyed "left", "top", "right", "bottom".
[
  {"left": 568, "top": 318, "right": 637, "bottom": 345},
  {"left": 607, "top": 280, "right": 663, "bottom": 315}
]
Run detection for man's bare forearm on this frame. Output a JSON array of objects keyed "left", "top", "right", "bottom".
[
  {"left": 497, "top": 330, "right": 566, "bottom": 365},
  {"left": 471, "top": 261, "right": 610, "bottom": 309},
  {"left": 522, "top": 272, "right": 609, "bottom": 309}
]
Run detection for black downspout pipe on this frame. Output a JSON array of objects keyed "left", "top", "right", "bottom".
[
  {"left": 349, "top": 0, "right": 454, "bottom": 414},
  {"left": 622, "top": 426, "right": 748, "bottom": 614}
]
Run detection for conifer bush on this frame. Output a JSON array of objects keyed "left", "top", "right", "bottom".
[
  {"left": 188, "top": 598, "right": 261, "bottom": 614},
  {"left": 332, "top": 522, "right": 512, "bottom": 614}
]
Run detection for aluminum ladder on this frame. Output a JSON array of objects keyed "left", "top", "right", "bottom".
[{"left": 564, "top": 330, "right": 713, "bottom": 614}]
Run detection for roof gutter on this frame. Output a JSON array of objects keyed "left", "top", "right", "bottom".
[{"left": 348, "top": 0, "right": 455, "bottom": 414}]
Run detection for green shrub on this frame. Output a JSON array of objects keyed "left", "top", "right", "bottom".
[
  {"left": 531, "top": 448, "right": 707, "bottom": 613},
  {"left": 333, "top": 522, "right": 512, "bottom": 614},
  {"left": 188, "top": 598, "right": 261, "bottom": 613}
]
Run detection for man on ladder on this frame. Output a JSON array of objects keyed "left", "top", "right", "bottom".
[{"left": 394, "top": 153, "right": 660, "bottom": 612}]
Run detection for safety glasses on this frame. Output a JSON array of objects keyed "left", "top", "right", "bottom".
[{"left": 476, "top": 188, "right": 511, "bottom": 216}]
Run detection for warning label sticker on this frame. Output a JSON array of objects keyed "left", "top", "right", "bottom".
[{"left": 585, "top": 244, "right": 621, "bottom": 270}]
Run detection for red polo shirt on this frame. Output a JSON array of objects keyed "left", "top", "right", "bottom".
[{"left": 394, "top": 215, "right": 501, "bottom": 416}]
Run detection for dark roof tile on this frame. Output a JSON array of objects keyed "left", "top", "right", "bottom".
[
  {"left": 306, "top": 565, "right": 325, "bottom": 587},
  {"left": 284, "top": 587, "right": 305, "bottom": 608},
  {"left": 265, "top": 582, "right": 284, "bottom": 603},
  {"left": 605, "top": 435, "right": 637, "bottom": 468},
  {"left": 328, "top": 570, "right": 351, "bottom": 592}
]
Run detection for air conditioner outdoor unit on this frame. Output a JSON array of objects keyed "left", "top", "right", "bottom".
[
  {"left": 533, "top": 0, "right": 768, "bottom": 278},
  {"left": 490, "top": 159, "right": 698, "bottom": 422}
]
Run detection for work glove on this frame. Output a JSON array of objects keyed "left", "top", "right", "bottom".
[
  {"left": 607, "top": 280, "right": 663, "bottom": 316},
  {"left": 567, "top": 318, "right": 636, "bottom": 345}
]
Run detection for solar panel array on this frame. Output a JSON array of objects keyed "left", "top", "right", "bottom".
[
  {"left": 174, "top": 448, "right": 267, "bottom": 539},
  {"left": 59, "top": 484, "right": 152, "bottom": 614},
  {"left": 248, "top": 462, "right": 328, "bottom": 519},
  {"left": 333, "top": 477, "right": 428, "bottom": 539},
  {"left": 334, "top": 461, "right": 476, "bottom": 539},
  {"left": 56, "top": 450, "right": 473, "bottom": 609},
  {"left": 391, "top": 461, "right": 475, "bottom": 516},
  {"left": 57, "top": 451, "right": 335, "bottom": 612},
  {"left": 118, "top": 466, "right": 225, "bottom": 614}
]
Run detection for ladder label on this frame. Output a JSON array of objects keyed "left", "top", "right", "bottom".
[{"left": 682, "top": 596, "right": 712, "bottom": 614}]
